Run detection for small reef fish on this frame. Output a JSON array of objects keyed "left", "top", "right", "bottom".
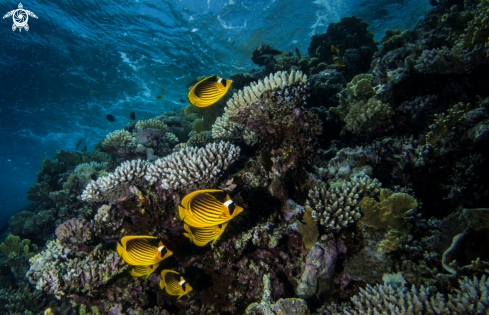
[
  {"left": 179, "top": 98, "right": 186, "bottom": 103},
  {"left": 183, "top": 222, "right": 228, "bottom": 246},
  {"left": 106, "top": 114, "right": 116, "bottom": 122},
  {"left": 116, "top": 235, "right": 173, "bottom": 266},
  {"left": 257, "top": 49, "right": 284, "bottom": 59},
  {"left": 295, "top": 47, "right": 301, "bottom": 58},
  {"left": 130, "top": 263, "right": 159, "bottom": 279},
  {"left": 178, "top": 189, "right": 243, "bottom": 228},
  {"left": 187, "top": 76, "right": 232, "bottom": 108},
  {"left": 331, "top": 45, "right": 346, "bottom": 67},
  {"left": 160, "top": 87, "right": 165, "bottom": 93},
  {"left": 159, "top": 270, "right": 193, "bottom": 299},
  {"left": 75, "top": 138, "right": 86, "bottom": 151},
  {"left": 130, "top": 112, "right": 136, "bottom": 120},
  {"left": 157, "top": 95, "right": 164, "bottom": 100}
]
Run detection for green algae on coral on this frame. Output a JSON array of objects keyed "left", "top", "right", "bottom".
[{"left": 359, "top": 189, "right": 418, "bottom": 253}]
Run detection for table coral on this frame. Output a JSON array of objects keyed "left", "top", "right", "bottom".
[
  {"left": 145, "top": 141, "right": 240, "bottom": 192},
  {"left": 81, "top": 159, "right": 148, "bottom": 203}
]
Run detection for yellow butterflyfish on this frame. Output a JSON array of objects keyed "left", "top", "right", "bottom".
[
  {"left": 116, "top": 236, "right": 173, "bottom": 266},
  {"left": 187, "top": 76, "right": 232, "bottom": 108},
  {"left": 183, "top": 222, "right": 228, "bottom": 247},
  {"left": 178, "top": 189, "right": 243, "bottom": 228},
  {"left": 159, "top": 270, "right": 193, "bottom": 299}
]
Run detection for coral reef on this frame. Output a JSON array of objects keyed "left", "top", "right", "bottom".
[
  {"left": 81, "top": 159, "right": 148, "bottom": 202},
  {"left": 27, "top": 239, "right": 127, "bottom": 298},
  {"left": 145, "top": 141, "right": 240, "bottom": 191},
  {"left": 5, "top": 2, "right": 489, "bottom": 314},
  {"left": 0, "top": 284, "right": 49, "bottom": 315},
  {"left": 213, "top": 70, "right": 322, "bottom": 199},
  {"left": 55, "top": 218, "right": 94, "bottom": 245},
  {"left": 308, "top": 16, "right": 377, "bottom": 78},
  {"left": 346, "top": 275, "right": 489, "bottom": 314},
  {"left": 359, "top": 189, "right": 418, "bottom": 253},
  {"left": 307, "top": 176, "right": 381, "bottom": 230}
]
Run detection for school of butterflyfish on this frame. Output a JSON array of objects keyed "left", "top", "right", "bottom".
[
  {"left": 179, "top": 189, "right": 243, "bottom": 246},
  {"left": 116, "top": 188, "right": 243, "bottom": 299},
  {"left": 114, "top": 74, "right": 241, "bottom": 299}
]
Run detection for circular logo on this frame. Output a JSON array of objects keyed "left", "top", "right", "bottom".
[{"left": 13, "top": 9, "right": 28, "bottom": 27}]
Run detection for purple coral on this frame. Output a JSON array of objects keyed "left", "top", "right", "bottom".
[{"left": 55, "top": 218, "right": 94, "bottom": 245}]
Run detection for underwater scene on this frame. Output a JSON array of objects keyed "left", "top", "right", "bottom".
[{"left": 1, "top": 0, "right": 489, "bottom": 314}]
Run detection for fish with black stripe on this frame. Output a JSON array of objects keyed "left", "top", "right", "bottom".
[
  {"left": 187, "top": 76, "right": 232, "bottom": 108},
  {"left": 183, "top": 222, "right": 228, "bottom": 246},
  {"left": 159, "top": 270, "right": 193, "bottom": 299},
  {"left": 178, "top": 189, "right": 243, "bottom": 228},
  {"left": 116, "top": 235, "right": 173, "bottom": 266}
]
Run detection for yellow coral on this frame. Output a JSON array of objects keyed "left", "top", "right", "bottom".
[
  {"left": 344, "top": 98, "right": 393, "bottom": 134},
  {"left": 347, "top": 74, "right": 376, "bottom": 99},
  {"left": 102, "top": 129, "right": 132, "bottom": 150},
  {"left": 297, "top": 206, "right": 319, "bottom": 250},
  {"left": 359, "top": 189, "right": 418, "bottom": 253},
  {"left": 135, "top": 118, "right": 168, "bottom": 131},
  {"left": 422, "top": 102, "right": 469, "bottom": 144}
]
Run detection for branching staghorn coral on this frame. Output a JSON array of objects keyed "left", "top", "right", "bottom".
[
  {"left": 81, "top": 159, "right": 148, "bottom": 203},
  {"left": 345, "top": 275, "right": 489, "bottom": 314},
  {"left": 145, "top": 141, "right": 240, "bottom": 191},
  {"left": 455, "top": 0, "right": 489, "bottom": 49},
  {"left": 307, "top": 176, "right": 381, "bottom": 230},
  {"left": 27, "top": 239, "right": 127, "bottom": 298}
]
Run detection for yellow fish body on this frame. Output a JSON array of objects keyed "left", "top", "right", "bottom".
[
  {"left": 178, "top": 189, "right": 243, "bottom": 228},
  {"left": 159, "top": 270, "right": 193, "bottom": 299},
  {"left": 331, "top": 45, "right": 346, "bottom": 67},
  {"left": 183, "top": 222, "right": 228, "bottom": 246},
  {"left": 187, "top": 76, "right": 232, "bottom": 108},
  {"left": 116, "top": 235, "right": 173, "bottom": 266},
  {"left": 130, "top": 263, "right": 159, "bottom": 279}
]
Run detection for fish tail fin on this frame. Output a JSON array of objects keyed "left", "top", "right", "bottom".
[
  {"left": 116, "top": 243, "right": 125, "bottom": 256},
  {"left": 280, "top": 50, "right": 285, "bottom": 56},
  {"left": 159, "top": 279, "right": 166, "bottom": 290}
]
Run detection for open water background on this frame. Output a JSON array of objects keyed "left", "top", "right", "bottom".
[{"left": 0, "top": 0, "right": 430, "bottom": 222}]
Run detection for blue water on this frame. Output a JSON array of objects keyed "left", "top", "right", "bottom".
[{"left": 0, "top": 0, "right": 429, "bottom": 222}]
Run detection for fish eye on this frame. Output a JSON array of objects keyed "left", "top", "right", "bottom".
[
  {"left": 160, "top": 247, "right": 168, "bottom": 256},
  {"left": 182, "top": 283, "right": 187, "bottom": 291},
  {"left": 228, "top": 203, "right": 236, "bottom": 215},
  {"left": 221, "top": 80, "right": 227, "bottom": 87},
  {"left": 218, "top": 224, "right": 223, "bottom": 229}
]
